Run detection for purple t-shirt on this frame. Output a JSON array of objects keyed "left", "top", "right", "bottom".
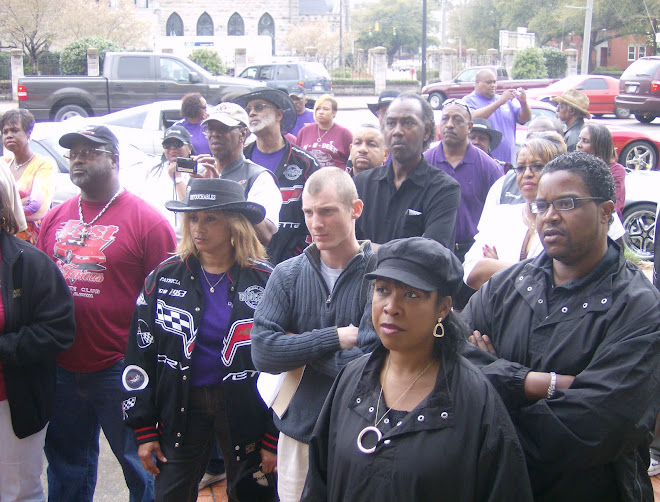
[
  {"left": 424, "top": 142, "right": 503, "bottom": 244},
  {"left": 290, "top": 109, "right": 315, "bottom": 137},
  {"left": 176, "top": 118, "right": 211, "bottom": 156},
  {"left": 250, "top": 145, "right": 286, "bottom": 173},
  {"left": 191, "top": 267, "right": 231, "bottom": 387},
  {"left": 296, "top": 122, "right": 352, "bottom": 171},
  {"left": 464, "top": 91, "right": 521, "bottom": 164}
]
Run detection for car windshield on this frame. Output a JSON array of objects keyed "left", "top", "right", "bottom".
[
  {"left": 303, "top": 63, "right": 330, "bottom": 80},
  {"left": 621, "top": 59, "right": 660, "bottom": 78}
]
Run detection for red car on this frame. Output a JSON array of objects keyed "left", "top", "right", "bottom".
[{"left": 526, "top": 75, "right": 630, "bottom": 119}]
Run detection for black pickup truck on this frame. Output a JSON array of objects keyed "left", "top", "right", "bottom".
[{"left": 18, "top": 52, "right": 259, "bottom": 121}]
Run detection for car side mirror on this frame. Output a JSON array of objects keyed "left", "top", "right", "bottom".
[{"left": 189, "top": 72, "right": 201, "bottom": 84}]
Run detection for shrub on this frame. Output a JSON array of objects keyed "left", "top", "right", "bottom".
[
  {"left": 330, "top": 69, "right": 352, "bottom": 78},
  {"left": 0, "top": 52, "right": 10, "bottom": 80},
  {"left": 24, "top": 51, "right": 61, "bottom": 76},
  {"left": 332, "top": 78, "right": 374, "bottom": 85},
  {"left": 60, "top": 37, "right": 122, "bottom": 75},
  {"left": 189, "top": 49, "right": 225, "bottom": 75},
  {"left": 541, "top": 48, "right": 567, "bottom": 78},
  {"left": 512, "top": 47, "right": 547, "bottom": 79}
]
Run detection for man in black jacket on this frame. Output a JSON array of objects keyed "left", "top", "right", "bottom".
[
  {"left": 234, "top": 87, "right": 320, "bottom": 264},
  {"left": 463, "top": 152, "right": 660, "bottom": 500}
]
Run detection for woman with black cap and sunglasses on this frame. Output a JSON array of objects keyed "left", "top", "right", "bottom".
[
  {"left": 123, "top": 178, "right": 278, "bottom": 502},
  {"left": 302, "top": 237, "right": 532, "bottom": 502}
]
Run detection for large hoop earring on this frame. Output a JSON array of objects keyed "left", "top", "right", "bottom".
[{"left": 433, "top": 318, "right": 445, "bottom": 338}]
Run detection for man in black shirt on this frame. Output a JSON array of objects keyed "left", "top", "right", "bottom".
[{"left": 353, "top": 93, "right": 460, "bottom": 249}]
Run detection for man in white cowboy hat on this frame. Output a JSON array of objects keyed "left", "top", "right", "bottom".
[
  {"left": 551, "top": 88, "right": 591, "bottom": 152},
  {"left": 233, "top": 87, "right": 320, "bottom": 265},
  {"left": 195, "top": 102, "right": 282, "bottom": 245}
]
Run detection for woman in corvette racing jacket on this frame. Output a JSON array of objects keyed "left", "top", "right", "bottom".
[{"left": 123, "top": 178, "right": 278, "bottom": 502}]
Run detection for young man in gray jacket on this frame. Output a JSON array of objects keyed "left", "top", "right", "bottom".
[{"left": 252, "top": 167, "right": 378, "bottom": 502}]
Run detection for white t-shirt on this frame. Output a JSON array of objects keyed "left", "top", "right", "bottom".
[{"left": 320, "top": 259, "right": 343, "bottom": 293}]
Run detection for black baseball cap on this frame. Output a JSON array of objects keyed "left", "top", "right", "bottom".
[
  {"left": 163, "top": 125, "right": 192, "bottom": 146},
  {"left": 59, "top": 125, "right": 119, "bottom": 150}
]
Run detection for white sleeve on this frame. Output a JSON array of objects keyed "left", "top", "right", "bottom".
[
  {"left": 608, "top": 212, "right": 625, "bottom": 240},
  {"left": 463, "top": 208, "right": 495, "bottom": 282},
  {"left": 483, "top": 176, "right": 505, "bottom": 213},
  {"left": 248, "top": 172, "right": 282, "bottom": 230}
]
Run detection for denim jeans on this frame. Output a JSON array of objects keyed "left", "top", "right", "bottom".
[{"left": 44, "top": 361, "right": 154, "bottom": 502}]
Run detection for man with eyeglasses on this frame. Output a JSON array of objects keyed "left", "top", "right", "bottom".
[
  {"left": 424, "top": 100, "right": 503, "bottom": 265},
  {"left": 465, "top": 68, "right": 531, "bottom": 164},
  {"left": 354, "top": 92, "right": 460, "bottom": 250},
  {"left": 36, "top": 125, "right": 177, "bottom": 502},
  {"left": 194, "top": 102, "right": 282, "bottom": 245},
  {"left": 462, "top": 151, "right": 660, "bottom": 500},
  {"left": 233, "top": 87, "right": 319, "bottom": 264}
]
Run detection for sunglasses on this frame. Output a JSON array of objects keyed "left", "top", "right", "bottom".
[
  {"left": 162, "top": 140, "right": 185, "bottom": 149},
  {"left": 245, "top": 103, "right": 275, "bottom": 114},
  {"left": 441, "top": 98, "right": 472, "bottom": 120}
]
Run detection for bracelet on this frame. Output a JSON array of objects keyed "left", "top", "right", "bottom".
[{"left": 547, "top": 371, "right": 557, "bottom": 399}]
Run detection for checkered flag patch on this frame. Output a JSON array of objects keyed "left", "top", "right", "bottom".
[{"left": 155, "top": 299, "right": 196, "bottom": 359}]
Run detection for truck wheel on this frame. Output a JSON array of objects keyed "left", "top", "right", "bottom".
[
  {"left": 428, "top": 92, "right": 445, "bottom": 110},
  {"left": 634, "top": 113, "right": 656, "bottom": 124},
  {"left": 614, "top": 107, "right": 630, "bottom": 119},
  {"left": 54, "top": 104, "right": 89, "bottom": 122}
]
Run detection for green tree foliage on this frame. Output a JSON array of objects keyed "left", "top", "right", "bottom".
[
  {"left": 450, "top": 0, "right": 660, "bottom": 71},
  {"left": 541, "top": 47, "right": 566, "bottom": 78},
  {"left": 188, "top": 49, "right": 226, "bottom": 75},
  {"left": 353, "top": 0, "right": 439, "bottom": 64},
  {"left": 512, "top": 47, "right": 547, "bottom": 79},
  {"left": 60, "top": 37, "right": 121, "bottom": 75}
]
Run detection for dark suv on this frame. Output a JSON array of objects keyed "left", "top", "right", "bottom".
[
  {"left": 616, "top": 56, "right": 660, "bottom": 123},
  {"left": 238, "top": 62, "right": 332, "bottom": 99}
]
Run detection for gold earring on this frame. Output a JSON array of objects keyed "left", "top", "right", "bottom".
[
  {"left": 433, "top": 318, "right": 444, "bottom": 338},
  {"left": 230, "top": 237, "right": 235, "bottom": 247}
]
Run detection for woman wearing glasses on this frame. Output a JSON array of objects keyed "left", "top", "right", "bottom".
[
  {"left": 463, "top": 133, "right": 566, "bottom": 290},
  {"left": 0, "top": 109, "right": 55, "bottom": 244}
]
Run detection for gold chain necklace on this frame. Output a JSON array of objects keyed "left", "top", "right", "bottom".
[
  {"left": 201, "top": 267, "right": 227, "bottom": 293},
  {"left": 12, "top": 153, "right": 35, "bottom": 171},
  {"left": 357, "top": 354, "right": 433, "bottom": 454}
]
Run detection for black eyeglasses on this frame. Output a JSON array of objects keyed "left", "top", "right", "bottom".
[
  {"left": 529, "top": 197, "right": 605, "bottom": 214},
  {"left": 513, "top": 163, "right": 545, "bottom": 175},
  {"left": 441, "top": 98, "right": 472, "bottom": 120},
  {"left": 64, "top": 147, "right": 114, "bottom": 161},
  {"left": 245, "top": 103, "right": 274, "bottom": 114}
]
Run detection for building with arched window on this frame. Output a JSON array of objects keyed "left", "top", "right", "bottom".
[{"left": 145, "top": 0, "right": 343, "bottom": 56}]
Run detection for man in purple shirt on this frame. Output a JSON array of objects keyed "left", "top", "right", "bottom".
[
  {"left": 464, "top": 69, "right": 531, "bottom": 164},
  {"left": 424, "top": 100, "right": 503, "bottom": 262}
]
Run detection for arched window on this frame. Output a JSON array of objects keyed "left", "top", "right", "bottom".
[
  {"left": 166, "top": 12, "right": 183, "bottom": 36},
  {"left": 258, "top": 13, "right": 275, "bottom": 55},
  {"left": 227, "top": 13, "right": 245, "bottom": 36},
  {"left": 196, "top": 12, "right": 214, "bottom": 36}
]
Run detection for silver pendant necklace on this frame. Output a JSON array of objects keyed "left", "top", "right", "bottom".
[
  {"left": 316, "top": 124, "right": 333, "bottom": 143},
  {"left": 356, "top": 354, "right": 433, "bottom": 455},
  {"left": 12, "top": 153, "right": 35, "bottom": 171},
  {"left": 201, "top": 267, "right": 227, "bottom": 293},
  {"left": 78, "top": 188, "right": 124, "bottom": 243}
]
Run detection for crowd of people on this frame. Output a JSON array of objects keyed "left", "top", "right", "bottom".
[{"left": 0, "top": 71, "right": 658, "bottom": 502}]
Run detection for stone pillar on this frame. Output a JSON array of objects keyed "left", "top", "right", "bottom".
[
  {"left": 486, "top": 48, "right": 499, "bottom": 67},
  {"left": 235, "top": 48, "right": 247, "bottom": 76},
  {"left": 439, "top": 48, "right": 454, "bottom": 82},
  {"left": 466, "top": 48, "right": 478, "bottom": 68},
  {"left": 502, "top": 48, "right": 516, "bottom": 76},
  {"left": 304, "top": 47, "right": 317, "bottom": 62},
  {"left": 565, "top": 49, "right": 578, "bottom": 77},
  {"left": 87, "top": 48, "right": 100, "bottom": 77},
  {"left": 367, "top": 48, "right": 374, "bottom": 76},
  {"left": 426, "top": 49, "right": 440, "bottom": 73},
  {"left": 372, "top": 46, "right": 387, "bottom": 96},
  {"left": 10, "top": 49, "right": 24, "bottom": 101}
]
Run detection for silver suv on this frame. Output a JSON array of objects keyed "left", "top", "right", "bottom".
[{"left": 238, "top": 62, "right": 332, "bottom": 99}]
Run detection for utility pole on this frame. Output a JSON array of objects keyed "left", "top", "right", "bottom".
[
  {"left": 339, "top": 0, "right": 344, "bottom": 71},
  {"left": 422, "top": 0, "right": 427, "bottom": 87},
  {"left": 567, "top": 0, "right": 594, "bottom": 74}
]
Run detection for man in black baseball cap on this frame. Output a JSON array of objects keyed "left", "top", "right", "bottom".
[{"left": 288, "top": 85, "right": 315, "bottom": 136}]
